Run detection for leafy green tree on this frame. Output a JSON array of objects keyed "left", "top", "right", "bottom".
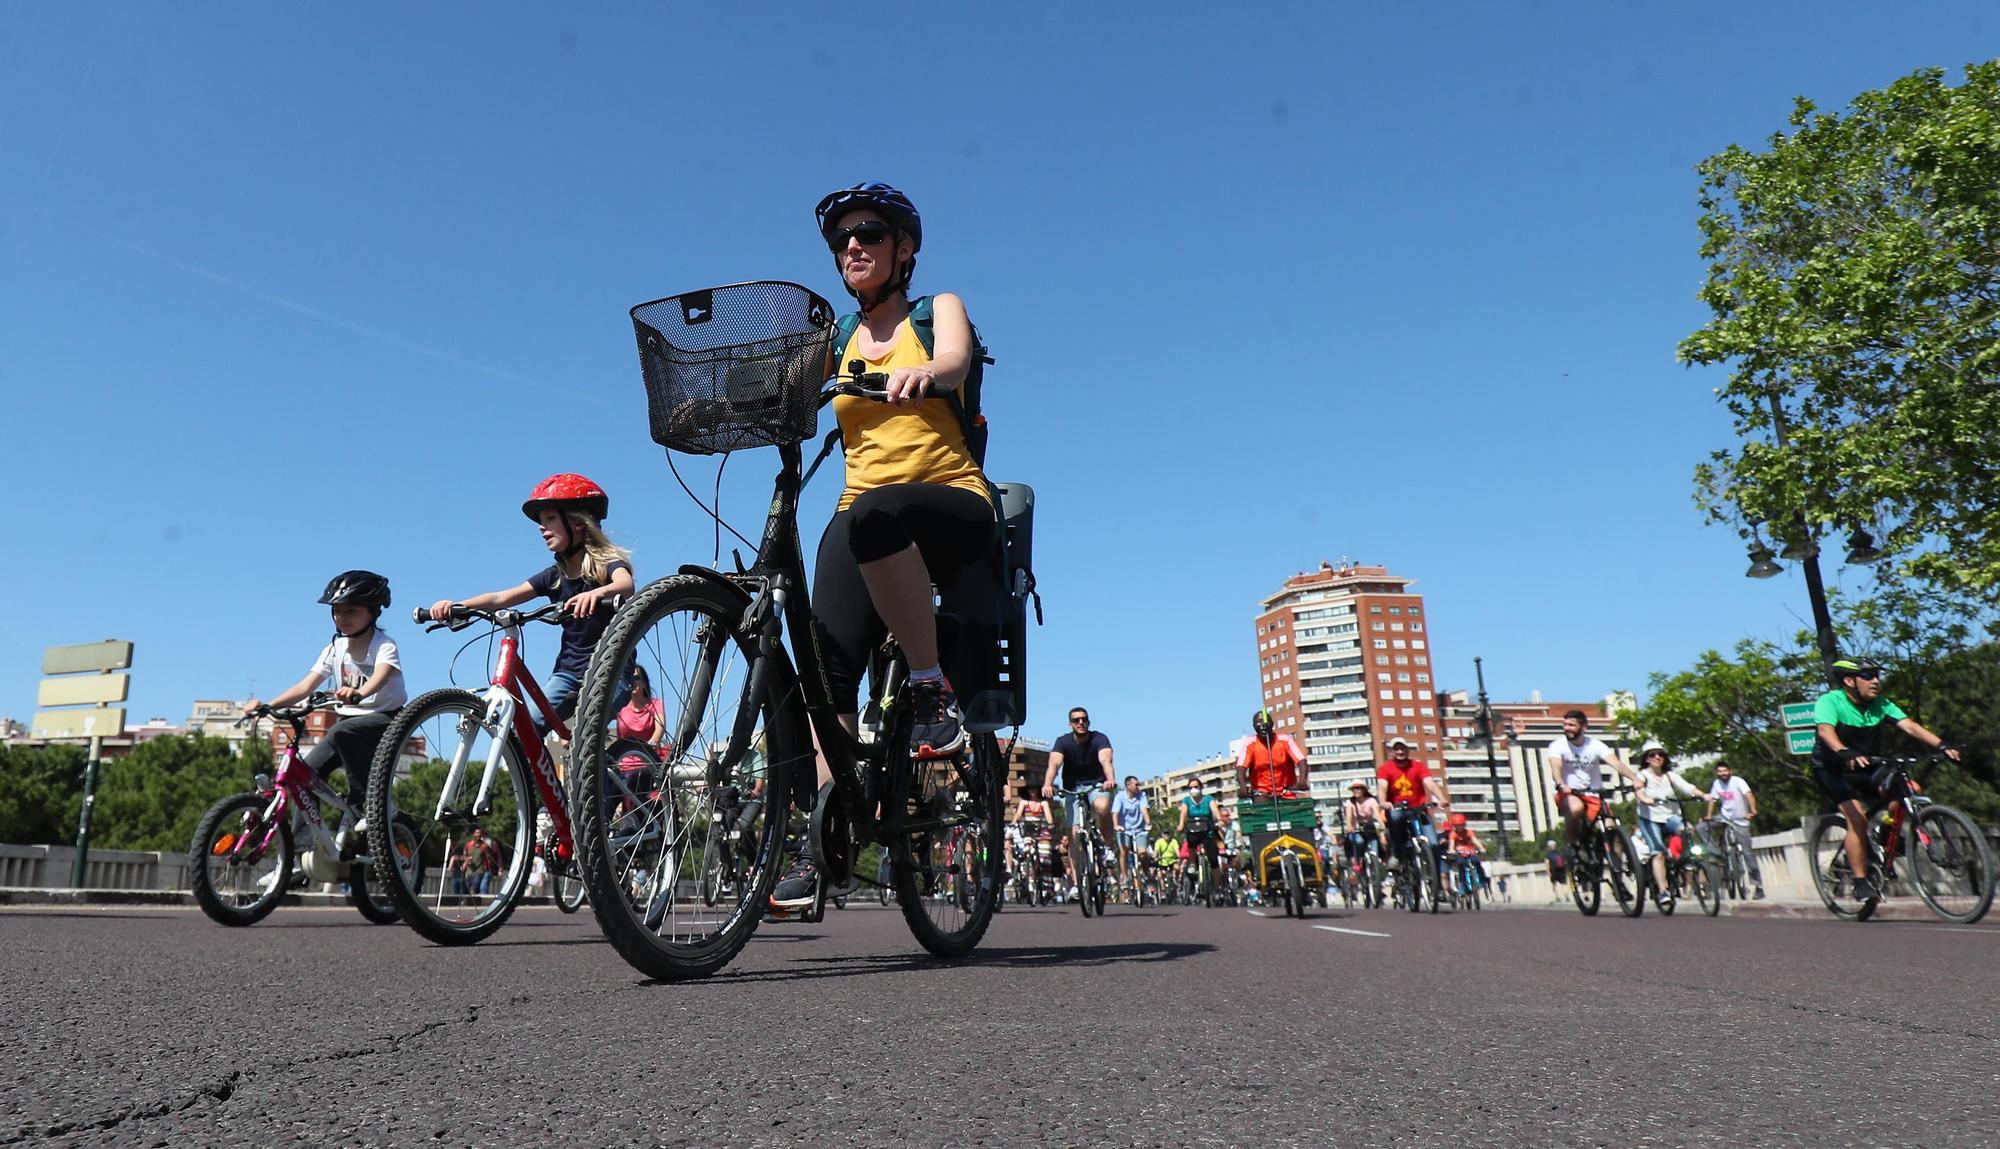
[
  {"left": 0, "top": 743, "right": 87, "bottom": 843},
  {"left": 1681, "top": 61, "right": 2000, "bottom": 598},
  {"left": 92, "top": 734, "right": 259, "bottom": 852}
]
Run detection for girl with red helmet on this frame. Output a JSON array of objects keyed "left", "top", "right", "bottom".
[{"left": 426, "top": 474, "right": 635, "bottom": 726}]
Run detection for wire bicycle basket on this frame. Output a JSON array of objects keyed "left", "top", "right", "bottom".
[{"left": 630, "top": 281, "right": 837, "bottom": 456}]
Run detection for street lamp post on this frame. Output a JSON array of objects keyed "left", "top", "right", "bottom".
[
  {"left": 1472, "top": 656, "right": 1508, "bottom": 857},
  {"left": 1749, "top": 391, "right": 1842, "bottom": 672}
]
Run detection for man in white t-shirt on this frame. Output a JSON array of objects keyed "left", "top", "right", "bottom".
[
  {"left": 1547, "top": 710, "right": 1643, "bottom": 857},
  {"left": 1703, "top": 761, "right": 1765, "bottom": 899}
]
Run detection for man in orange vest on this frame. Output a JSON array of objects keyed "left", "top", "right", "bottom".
[{"left": 1238, "top": 708, "right": 1308, "bottom": 797}]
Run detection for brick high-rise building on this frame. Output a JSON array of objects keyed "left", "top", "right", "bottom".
[{"left": 1254, "top": 561, "right": 1439, "bottom": 823}]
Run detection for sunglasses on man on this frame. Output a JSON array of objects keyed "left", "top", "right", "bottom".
[{"left": 826, "top": 221, "right": 893, "bottom": 251}]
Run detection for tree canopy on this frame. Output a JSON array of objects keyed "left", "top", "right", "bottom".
[{"left": 1681, "top": 61, "right": 2000, "bottom": 598}]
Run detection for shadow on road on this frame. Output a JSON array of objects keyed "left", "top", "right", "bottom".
[{"left": 660, "top": 939, "right": 1216, "bottom": 986}]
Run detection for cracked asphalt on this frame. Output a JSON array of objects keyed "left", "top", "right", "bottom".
[{"left": 3, "top": 898, "right": 1997, "bottom": 1147}]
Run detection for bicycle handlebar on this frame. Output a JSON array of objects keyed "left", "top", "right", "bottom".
[
  {"left": 236, "top": 691, "right": 340, "bottom": 727},
  {"left": 415, "top": 601, "right": 573, "bottom": 633}
]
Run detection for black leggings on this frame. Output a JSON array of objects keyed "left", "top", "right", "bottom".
[{"left": 813, "top": 482, "right": 995, "bottom": 713}]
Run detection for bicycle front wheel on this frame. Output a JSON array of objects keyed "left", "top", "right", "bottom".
[
  {"left": 365, "top": 688, "right": 535, "bottom": 945},
  {"left": 1908, "top": 804, "right": 1995, "bottom": 924},
  {"left": 189, "top": 793, "right": 293, "bottom": 927},
  {"left": 1807, "top": 814, "right": 1868, "bottom": 920},
  {"left": 1689, "top": 859, "right": 1720, "bottom": 917},
  {"left": 571, "top": 574, "right": 801, "bottom": 981}
]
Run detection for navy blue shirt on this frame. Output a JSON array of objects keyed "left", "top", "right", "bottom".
[
  {"left": 1053, "top": 730, "right": 1113, "bottom": 790},
  {"left": 527, "top": 560, "right": 631, "bottom": 678}
]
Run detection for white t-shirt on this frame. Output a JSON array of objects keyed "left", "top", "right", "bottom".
[
  {"left": 1636, "top": 769, "right": 1702, "bottom": 823},
  {"left": 1548, "top": 735, "right": 1617, "bottom": 792},
  {"left": 309, "top": 629, "right": 406, "bottom": 716},
  {"left": 1709, "top": 777, "right": 1754, "bottom": 825}
]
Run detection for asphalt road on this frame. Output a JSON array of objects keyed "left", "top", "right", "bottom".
[{"left": 4, "top": 896, "right": 1998, "bottom": 1148}]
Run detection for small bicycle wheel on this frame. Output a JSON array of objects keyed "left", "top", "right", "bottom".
[
  {"left": 189, "top": 792, "right": 293, "bottom": 927},
  {"left": 1807, "top": 814, "right": 1868, "bottom": 920},
  {"left": 347, "top": 861, "right": 400, "bottom": 924},
  {"left": 894, "top": 732, "right": 1005, "bottom": 957},
  {"left": 1908, "top": 804, "right": 1996, "bottom": 924},
  {"left": 1284, "top": 860, "right": 1306, "bottom": 920},
  {"left": 349, "top": 812, "right": 421, "bottom": 924},
  {"left": 365, "top": 688, "right": 534, "bottom": 946},
  {"left": 571, "top": 574, "right": 800, "bottom": 981},
  {"left": 554, "top": 857, "right": 588, "bottom": 913}
]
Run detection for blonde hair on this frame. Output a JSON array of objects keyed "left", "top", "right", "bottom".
[{"left": 559, "top": 512, "right": 631, "bottom": 587}]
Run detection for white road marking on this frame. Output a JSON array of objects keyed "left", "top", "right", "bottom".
[
  {"left": 1313, "top": 924, "right": 1392, "bottom": 939},
  {"left": 1245, "top": 909, "right": 1267, "bottom": 917},
  {"left": 1920, "top": 926, "right": 2000, "bottom": 935}
]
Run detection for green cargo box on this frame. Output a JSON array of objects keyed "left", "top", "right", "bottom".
[{"left": 1235, "top": 798, "right": 1315, "bottom": 835}]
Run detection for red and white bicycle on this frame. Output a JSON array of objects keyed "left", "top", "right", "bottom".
[{"left": 363, "top": 602, "right": 659, "bottom": 944}]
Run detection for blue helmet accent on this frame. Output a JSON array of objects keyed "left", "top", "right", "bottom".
[{"left": 815, "top": 182, "right": 922, "bottom": 252}]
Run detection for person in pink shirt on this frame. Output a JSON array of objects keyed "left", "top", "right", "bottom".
[{"left": 614, "top": 665, "right": 667, "bottom": 748}]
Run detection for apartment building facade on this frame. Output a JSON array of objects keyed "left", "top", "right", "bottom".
[{"left": 1254, "top": 561, "right": 1440, "bottom": 823}]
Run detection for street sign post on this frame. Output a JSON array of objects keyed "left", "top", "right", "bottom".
[
  {"left": 1787, "top": 729, "right": 1816, "bottom": 755},
  {"left": 36, "top": 641, "right": 135, "bottom": 887},
  {"left": 1780, "top": 702, "right": 1817, "bottom": 729},
  {"left": 1781, "top": 701, "right": 1818, "bottom": 756}
]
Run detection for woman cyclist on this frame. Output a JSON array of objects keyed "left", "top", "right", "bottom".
[
  {"left": 1632, "top": 741, "right": 1700, "bottom": 911},
  {"left": 771, "top": 182, "right": 999, "bottom": 913},
  {"left": 1176, "top": 779, "right": 1221, "bottom": 899}
]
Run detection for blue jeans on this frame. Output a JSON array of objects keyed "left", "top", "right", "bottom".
[
  {"left": 1637, "top": 816, "right": 1684, "bottom": 857},
  {"left": 1387, "top": 806, "right": 1438, "bottom": 863},
  {"left": 539, "top": 664, "right": 632, "bottom": 731}
]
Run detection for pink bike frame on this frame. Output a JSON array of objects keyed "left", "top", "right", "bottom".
[
  {"left": 488, "top": 627, "right": 575, "bottom": 863},
  {"left": 235, "top": 716, "right": 347, "bottom": 860}
]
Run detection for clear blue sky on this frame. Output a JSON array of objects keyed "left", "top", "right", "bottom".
[{"left": 2, "top": 3, "right": 1990, "bottom": 776}]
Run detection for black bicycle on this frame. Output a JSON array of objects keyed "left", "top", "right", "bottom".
[
  {"left": 1638, "top": 800, "right": 1720, "bottom": 918},
  {"left": 1696, "top": 817, "right": 1753, "bottom": 900},
  {"left": 1565, "top": 790, "right": 1642, "bottom": 918},
  {"left": 570, "top": 281, "right": 1036, "bottom": 980},
  {"left": 1388, "top": 807, "right": 1441, "bottom": 914},
  {"left": 1808, "top": 753, "right": 1994, "bottom": 924}
]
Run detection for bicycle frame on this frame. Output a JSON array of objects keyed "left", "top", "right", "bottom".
[
  {"left": 429, "top": 610, "right": 575, "bottom": 863},
  {"left": 235, "top": 705, "right": 348, "bottom": 862}
]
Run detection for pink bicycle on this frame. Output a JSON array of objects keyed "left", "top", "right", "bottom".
[{"left": 187, "top": 693, "right": 424, "bottom": 926}]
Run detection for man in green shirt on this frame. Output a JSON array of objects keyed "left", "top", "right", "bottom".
[{"left": 1812, "top": 657, "right": 1961, "bottom": 903}]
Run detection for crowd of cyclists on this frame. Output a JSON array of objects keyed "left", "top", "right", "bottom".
[
  {"left": 998, "top": 652, "right": 1979, "bottom": 920},
  {"left": 218, "top": 181, "right": 1985, "bottom": 949}
]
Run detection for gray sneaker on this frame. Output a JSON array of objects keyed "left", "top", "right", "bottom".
[
  {"left": 768, "top": 849, "right": 818, "bottom": 914},
  {"left": 908, "top": 677, "right": 967, "bottom": 761}
]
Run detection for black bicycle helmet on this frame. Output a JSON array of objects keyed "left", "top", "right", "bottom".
[
  {"left": 815, "top": 182, "right": 922, "bottom": 252},
  {"left": 1829, "top": 656, "right": 1884, "bottom": 685},
  {"left": 816, "top": 181, "right": 922, "bottom": 308},
  {"left": 319, "top": 569, "right": 391, "bottom": 609}
]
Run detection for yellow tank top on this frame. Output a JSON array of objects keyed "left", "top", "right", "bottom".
[{"left": 833, "top": 318, "right": 990, "bottom": 512}]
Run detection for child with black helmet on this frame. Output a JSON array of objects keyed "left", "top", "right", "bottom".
[
  {"left": 426, "top": 473, "right": 635, "bottom": 726},
  {"left": 243, "top": 570, "right": 405, "bottom": 823}
]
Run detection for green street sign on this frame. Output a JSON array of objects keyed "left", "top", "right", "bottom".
[
  {"left": 1781, "top": 702, "right": 1817, "bottom": 729},
  {"left": 1788, "top": 729, "right": 1816, "bottom": 755}
]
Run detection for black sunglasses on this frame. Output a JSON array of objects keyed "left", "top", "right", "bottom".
[
  {"left": 826, "top": 221, "right": 893, "bottom": 251},
  {"left": 1856, "top": 669, "right": 1882, "bottom": 680}
]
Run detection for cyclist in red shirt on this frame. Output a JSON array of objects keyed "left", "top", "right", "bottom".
[
  {"left": 1375, "top": 739, "right": 1450, "bottom": 871},
  {"left": 1238, "top": 709, "right": 1308, "bottom": 796}
]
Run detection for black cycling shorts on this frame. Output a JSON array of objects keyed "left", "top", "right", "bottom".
[{"left": 1813, "top": 763, "right": 1884, "bottom": 806}]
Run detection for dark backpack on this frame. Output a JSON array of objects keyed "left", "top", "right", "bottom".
[{"left": 831, "top": 295, "right": 993, "bottom": 466}]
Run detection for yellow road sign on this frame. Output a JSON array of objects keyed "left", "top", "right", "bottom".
[
  {"left": 36, "top": 674, "right": 131, "bottom": 707},
  {"left": 41, "top": 641, "right": 134, "bottom": 675},
  {"left": 31, "top": 708, "right": 127, "bottom": 740}
]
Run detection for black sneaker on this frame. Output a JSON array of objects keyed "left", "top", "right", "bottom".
[
  {"left": 768, "top": 848, "right": 818, "bottom": 915},
  {"left": 1851, "top": 874, "right": 1883, "bottom": 903},
  {"left": 908, "top": 677, "right": 967, "bottom": 761}
]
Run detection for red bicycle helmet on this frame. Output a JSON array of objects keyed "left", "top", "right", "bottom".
[
  {"left": 1449, "top": 812, "right": 1468, "bottom": 828},
  {"left": 522, "top": 473, "right": 609, "bottom": 523}
]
